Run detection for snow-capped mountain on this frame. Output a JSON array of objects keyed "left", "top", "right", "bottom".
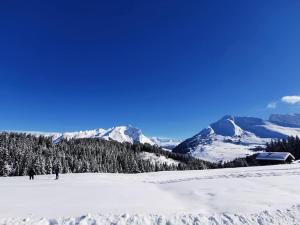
[
  {"left": 16, "top": 126, "right": 178, "bottom": 149},
  {"left": 150, "top": 137, "right": 182, "bottom": 150},
  {"left": 23, "top": 125, "right": 155, "bottom": 145},
  {"left": 100, "top": 126, "right": 154, "bottom": 144},
  {"left": 53, "top": 128, "right": 107, "bottom": 143},
  {"left": 173, "top": 114, "right": 300, "bottom": 163}
]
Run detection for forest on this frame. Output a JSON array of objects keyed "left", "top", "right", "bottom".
[{"left": 0, "top": 132, "right": 217, "bottom": 176}]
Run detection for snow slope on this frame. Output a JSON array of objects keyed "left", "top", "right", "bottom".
[
  {"left": 173, "top": 115, "right": 300, "bottom": 162},
  {"left": 139, "top": 152, "right": 180, "bottom": 166},
  {"left": 1, "top": 164, "right": 300, "bottom": 225}
]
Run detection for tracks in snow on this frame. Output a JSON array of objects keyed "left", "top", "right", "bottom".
[{"left": 146, "top": 166, "right": 300, "bottom": 184}]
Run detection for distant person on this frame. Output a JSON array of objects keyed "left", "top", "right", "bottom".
[
  {"left": 28, "top": 168, "right": 35, "bottom": 180},
  {"left": 55, "top": 166, "right": 60, "bottom": 180}
]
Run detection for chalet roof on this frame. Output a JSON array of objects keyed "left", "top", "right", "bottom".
[{"left": 256, "top": 152, "right": 295, "bottom": 161}]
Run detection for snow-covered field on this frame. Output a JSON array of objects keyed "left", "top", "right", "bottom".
[{"left": 1, "top": 164, "right": 300, "bottom": 225}]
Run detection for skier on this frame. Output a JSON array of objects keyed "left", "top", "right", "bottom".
[
  {"left": 55, "top": 165, "right": 60, "bottom": 180},
  {"left": 28, "top": 167, "right": 35, "bottom": 180}
]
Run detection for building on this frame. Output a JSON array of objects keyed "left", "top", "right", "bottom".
[{"left": 255, "top": 152, "right": 295, "bottom": 165}]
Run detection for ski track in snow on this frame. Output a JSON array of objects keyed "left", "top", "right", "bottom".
[{"left": 1, "top": 164, "right": 300, "bottom": 225}]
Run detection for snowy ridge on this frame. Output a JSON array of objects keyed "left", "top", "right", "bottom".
[
  {"left": 173, "top": 114, "right": 300, "bottom": 163},
  {"left": 269, "top": 113, "right": 300, "bottom": 128},
  {"left": 101, "top": 126, "right": 154, "bottom": 144},
  {"left": 18, "top": 125, "right": 155, "bottom": 145},
  {"left": 13, "top": 126, "right": 179, "bottom": 149},
  {"left": 61, "top": 128, "right": 106, "bottom": 140}
]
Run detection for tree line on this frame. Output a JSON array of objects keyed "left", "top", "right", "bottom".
[
  {"left": 265, "top": 136, "right": 300, "bottom": 160},
  {"left": 0, "top": 132, "right": 217, "bottom": 177}
]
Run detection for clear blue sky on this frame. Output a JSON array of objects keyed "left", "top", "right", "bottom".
[{"left": 1, "top": 0, "right": 300, "bottom": 139}]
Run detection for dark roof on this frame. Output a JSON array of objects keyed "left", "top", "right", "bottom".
[{"left": 256, "top": 152, "right": 295, "bottom": 161}]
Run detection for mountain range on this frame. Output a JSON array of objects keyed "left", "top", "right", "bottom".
[
  {"left": 173, "top": 114, "right": 300, "bottom": 162},
  {"left": 10, "top": 113, "right": 300, "bottom": 162},
  {"left": 18, "top": 125, "right": 181, "bottom": 150}
]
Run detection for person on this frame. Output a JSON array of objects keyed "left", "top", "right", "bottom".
[
  {"left": 55, "top": 165, "right": 60, "bottom": 180},
  {"left": 28, "top": 167, "right": 35, "bottom": 180}
]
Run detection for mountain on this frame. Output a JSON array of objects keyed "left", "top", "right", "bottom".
[
  {"left": 21, "top": 125, "right": 154, "bottom": 145},
  {"left": 100, "top": 126, "right": 154, "bottom": 144},
  {"left": 269, "top": 114, "right": 300, "bottom": 128},
  {"left": 15, "top": 126, "right": 179, "bottom": 150},
  {"left": 53, "top": 128, "right": 107, "bottom": 143},
  {"left": 150, "top": 137, "right": 182, "bottom": 150},
  {"left": 173, "top": 114, "right": 300, "bottom": 163}
]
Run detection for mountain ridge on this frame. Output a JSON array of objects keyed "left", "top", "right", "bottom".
[{"left": 10, "top": 125, "right": 179, "bottom": 150}]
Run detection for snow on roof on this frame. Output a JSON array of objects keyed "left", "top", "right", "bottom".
[{"left": 256, "top": 152, "right": 295, "bottom": 161}]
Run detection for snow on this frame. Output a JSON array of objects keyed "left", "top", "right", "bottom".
[
  {"left": 210, "top": 115, "right": 243, "bottom": 137},
  {"left": 61, "top": 128, "right": 107, "bottom": 140},
  {"left": 256, "top": 152, "right": 295, "bottom": 161},
  {"left": 1, "top": 164, "right": 300, "bottom": 224},
  {"left": 139, "top": 152, "right": 180, "bottom": 166},
  {"left": 101, "top": 125, "right": 154, "bottom": 145},
  {"left": 261, "top": 121, "right": 300, "bottom": 137},
  {"left": 190, "top": 138, "right": 255, "bottom": 163}
]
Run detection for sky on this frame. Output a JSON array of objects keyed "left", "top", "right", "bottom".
[{"left": 0, "top": 0, "right": 300, "bottom": 139}]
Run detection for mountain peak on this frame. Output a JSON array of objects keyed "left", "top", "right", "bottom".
[
  {"left": 102, "top": 125, "right": 148, "bottom": 144},
  {"left": 210, "top": 115, "right": 242, "bottom": 137}
]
